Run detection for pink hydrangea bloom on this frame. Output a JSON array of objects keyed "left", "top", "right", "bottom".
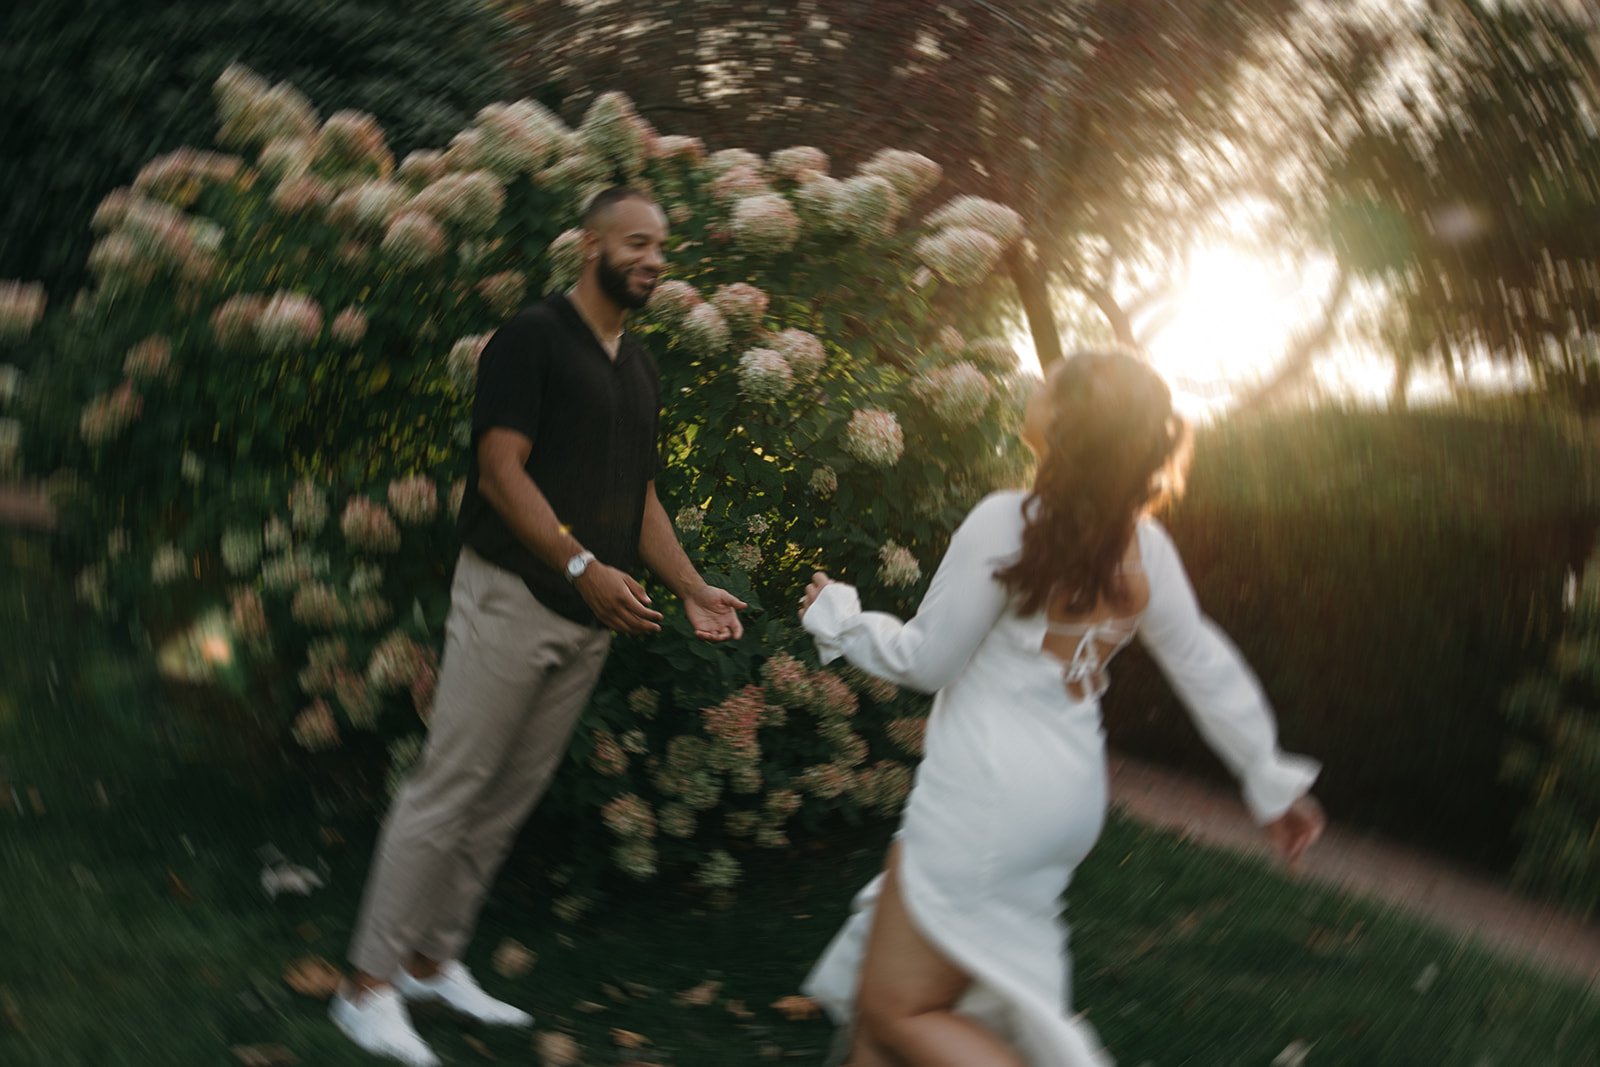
[
  {"left": 340, "top": 497, "right": 402, "bottom": 553},
  {"left": 387, "top": 474, "right": 438, "bottom": 525}
]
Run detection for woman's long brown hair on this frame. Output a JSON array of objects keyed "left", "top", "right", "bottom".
[{"left": 995, "top": 349, "right": 1192, "bottom": 616}]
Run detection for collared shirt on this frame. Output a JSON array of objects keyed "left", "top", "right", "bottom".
[{"left": 456, "top": 293, "right": 661, "bottom": 626}]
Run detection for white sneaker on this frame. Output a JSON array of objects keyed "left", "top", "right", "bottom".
[
  {"left": 329, "top": 986, "right": 440, "bottom": 1066},
  {"left": 393, "top": 960, "right": 534, "bottom": 1027}
]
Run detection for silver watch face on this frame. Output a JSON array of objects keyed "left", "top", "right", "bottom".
[{"left": 567, "top": 553, "right": 590, "bottom": 579}]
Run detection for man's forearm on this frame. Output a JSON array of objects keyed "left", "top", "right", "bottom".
[
  {"left": 639, "top": 494, "right": 704, "bottom": 599},
  {"left": 480, "top": 465, "right": 584, "bottom": 572}
]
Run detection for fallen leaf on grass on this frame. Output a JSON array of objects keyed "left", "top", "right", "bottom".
[
  {"left": 69, "top": 863, "right": 100, "bottom": 892},
  {"left": 1, "top": 986, "right": 25, "bottom": 1034},
  {"left": 463, "top": 1034, "right": 495, "bottom": 1059},
  {"left": 294, "top": 922, "right": 320, "bottom": 943},
  {"left": 771, "top": 994, "right": 822, "bottom": 1021},
  {"left": 282, "top": 955, "right": 342, "bottom": 998},
  {"left": 493, "top": 938, "right": 537, "bottom": 978},
  {"left": 166, "top": 868, "right": 193, "bottom": 901},
  {"left": 574, "top": 999, "right": 608, "bottom": 1013},
  {"left": 260, "top": 863, "right": 324, "bottom": 901},
  {"left": 611, "top": 1028, "right": 650, "bottom": 1048},
  {"left": 674, "top": 980, "right": 722, "bottom": 1007},
  {"left": 725, "top": 999, "right": 754, "bottom": 1019},
  {"left": 1126, "top": 932, "right": 1162, "bottom": 960},
  {"left": 1304, "top": 928, "right": 1338, "bottom": 955},
  {"left": 535, "top": 1031, "right": 581, "bottom": 1066},
  {"left": 602, "top": 983, "right": 629, "bottom": 1003},
  {"left": 622, "top": 980, "right": 655, "bottom": 998},
  {"left": 1271, "top": 1040, "right": 1313, "bottom": 1067},
  {"left": 230, "top": 1045, "right": 298, "bottom": 1066}
]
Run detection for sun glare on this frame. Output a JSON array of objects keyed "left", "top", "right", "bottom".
[
  {"left": 1146, "top": 245, "right": 1340, "bottom": 417},
  {"left": 1010, "top": 244, "right": 1348, "bottom": 418}
]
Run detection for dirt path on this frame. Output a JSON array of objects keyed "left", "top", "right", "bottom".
[{"left": 1108, "top": 751, "right": 1600, "bottom": 991}]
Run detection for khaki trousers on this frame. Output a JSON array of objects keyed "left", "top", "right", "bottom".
[{"left": 348, "top": 547, "right": 611, "bottom": 978}]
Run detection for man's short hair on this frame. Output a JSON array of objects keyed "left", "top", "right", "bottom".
[{"left": 583, "top": 185, "right": 655, "bottom": 230}]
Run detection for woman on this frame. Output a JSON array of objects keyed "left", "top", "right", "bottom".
[{"left": 797, "top": 350, "right": 1325, "bottom": 1067}]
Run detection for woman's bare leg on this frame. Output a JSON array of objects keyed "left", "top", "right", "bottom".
[
  {"left": 853, "top": 844, "right": 1027, "bottom": 1067},
  {"left": 845, "top": 1027, "right": 898, "bottom": 1067}
]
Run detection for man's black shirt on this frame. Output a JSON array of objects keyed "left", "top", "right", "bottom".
[{"left": 456, "top": 293, "right": 661, "bottom": 626}]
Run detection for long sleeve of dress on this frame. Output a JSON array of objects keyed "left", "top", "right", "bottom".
[
  {"left": 802, "top": 492, "right": 1018, "bottom": 693},
  {"left": 1137, "top": 518, "right": 1320, "bottom": 824}
]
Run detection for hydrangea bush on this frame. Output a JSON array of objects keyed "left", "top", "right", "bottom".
[{"left": 8, "top": 67, "right": 1035, "bottom": 898}]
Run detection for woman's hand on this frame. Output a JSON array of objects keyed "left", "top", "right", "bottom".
[
  {"left": 798, "top": 570, "right": 835, "bottom": 621},
  {"left": 1263, "top": 794, "right": 1325, "bottom": 870}
]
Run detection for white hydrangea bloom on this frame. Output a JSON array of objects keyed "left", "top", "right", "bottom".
[
  {"left": 767, "top": 146, "right": 830, "bottom": 183},
  {"left": 682, "top": 304, "right": 731, "bottom": 355},
  {"left": 843, "top": 408, "right": 904, "bottom": 467},
  {"left": 859, "top": 148, "right": 943, "bottom": 200},
  {"left": 771, "top": 328, "right": 826, "bottom": 382},
  {"left": 925, "top": 195, "right": 1024, "bottom": 245},
  {"left": 735, "top": 348, "right": 795, "bottom": 402},
  {"left": 878, "top": 541, "right": 922, "bottom": 588},
  {"left": 731, "top": 194, "right": 800, "bottom": 252},
  {"left": 915, "top": 227, "right": 1004, "bottom": 287},
  {"left": 913, "top": 361, "right": 996, "bottom": 426}
]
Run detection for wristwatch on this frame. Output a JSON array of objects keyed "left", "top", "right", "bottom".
[{"left": 565, "top": 549, "right": 596, "bottom": 582}]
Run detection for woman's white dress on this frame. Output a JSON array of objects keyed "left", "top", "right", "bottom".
[{"left": 799, "top": 490, "right": 1320, "bottom": 1066}]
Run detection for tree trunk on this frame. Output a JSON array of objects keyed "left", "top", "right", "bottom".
[
  {"left": 1390, "top": 353, "right": 1413, "bottom": 411},
  {"left": 1082, "top": 282, "right": 1138, "bottom": 349},
  {"left": 1007, "top": 246, "right": 1063, "bottom": 368}
]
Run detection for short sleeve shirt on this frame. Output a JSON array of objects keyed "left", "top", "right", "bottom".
[{"left": 456, "top": 293, "right": 661, "bottom": 626}]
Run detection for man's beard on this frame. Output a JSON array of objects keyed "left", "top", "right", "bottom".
[{"left": 596, "top": 250, "right": 655, "bottom": 310}]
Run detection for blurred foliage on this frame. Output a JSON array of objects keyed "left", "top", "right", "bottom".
[
  {"left": 6, "top": 66, "right": 1035, "bottom": 897},
  {"left": 504, "top": 0, "right": 1600, "bottom": 406},
  {"left": 0, "top": 0, "right": 514, "bottom": 310},
  {"left": 1320, "top": 1, "right": 1600, "bottom": 401},
  {"left": 1501, "top": 536, "right": 1600, "bottom": 918},
  {"left": 1103, "top": 407, "right": 1600, "bottom": 872},
  {"left": 502, "top": 0, "right": 1311, "bottom": 360}
]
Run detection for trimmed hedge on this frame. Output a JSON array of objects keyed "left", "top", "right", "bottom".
[{"left": 1103, "top": 407, "right": 1600, "bottom": 871}]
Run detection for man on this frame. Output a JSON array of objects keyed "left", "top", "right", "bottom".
[{"left": 331, "top": 186, "right": 746, "bottom": 1066}]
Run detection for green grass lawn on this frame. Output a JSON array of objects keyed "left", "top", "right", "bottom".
[{"left": 3, "top": 535, "right": 1596, "bottom": 1066}]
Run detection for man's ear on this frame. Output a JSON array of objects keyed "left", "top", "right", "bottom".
[{"left": 580, "top": 227, "right": 601, "bottom": 262}]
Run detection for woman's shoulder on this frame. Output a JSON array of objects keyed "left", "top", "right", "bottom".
[
  {"left": 949, "top": 490, "right": 1030, "bottom": 569},
  {"left": 1134, "top": 513, "right": 1181, "bottom": 570},
  {"left": 963, "top": 488, "right": 1030, "bottom": 531}
]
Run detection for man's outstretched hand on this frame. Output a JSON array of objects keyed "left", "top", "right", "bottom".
[{"left": 685, "top": 584, "right": 748, "bottom": 642}]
